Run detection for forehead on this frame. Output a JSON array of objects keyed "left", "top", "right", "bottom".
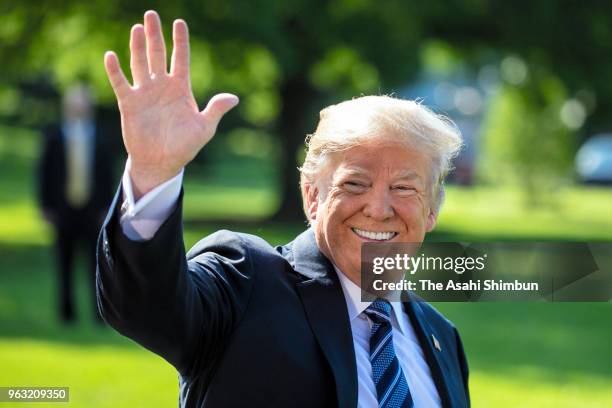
[{"left": 328, "top": 142, "right": 431, "bottom": 179}]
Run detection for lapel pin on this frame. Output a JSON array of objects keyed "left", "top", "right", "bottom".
[{"left": 431, "top": 334, "right": 441, "bottom": 352}]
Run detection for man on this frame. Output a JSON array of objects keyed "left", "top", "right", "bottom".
[
  {"left": 38, "top": 83, "right": 113, "bottom": 323},
  {"left": 97, "top": 10, "right": 469, "bottom": 407}
]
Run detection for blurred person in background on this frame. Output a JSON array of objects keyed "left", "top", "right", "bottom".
[{"left": 38, "top": 83, "right": 114, "bottom": 324}]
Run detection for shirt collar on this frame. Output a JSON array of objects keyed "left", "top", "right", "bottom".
[{"left": 334, "top": 265, "right": 407, "bottom": 335}]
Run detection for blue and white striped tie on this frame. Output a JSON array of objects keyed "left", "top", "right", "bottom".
[{"left": 365, "top": 299, "right": 413, "bottom": 408}]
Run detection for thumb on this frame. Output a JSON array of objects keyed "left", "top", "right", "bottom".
[{"left": 200, "top": 93, "right": 239, "bottom": 128}]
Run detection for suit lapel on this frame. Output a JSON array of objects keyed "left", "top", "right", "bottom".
[
  {"left": 404, "top": 298, "right": 455, "bottom": 408},
  {"left": 287, "top": 229, "right": 358, "bottom": 408},
  {"left": 284, "top": 230, "right": 461, "bottom": 408}
]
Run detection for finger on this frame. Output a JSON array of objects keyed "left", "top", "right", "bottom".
[
  {"left": 104, "top": 51, "right": 131, "bottom": 100},
  {"left": 130, "top": 24, "right": 149, "bottom": 86},
  {"left": 170, "top": 19, "right": 189, "bottom": 79},
  {"left": 144, "top": 10, "right": 167, "bottom": 76},
  {"left": 200, "top": 93, "right": 240, "bottom": 129}
]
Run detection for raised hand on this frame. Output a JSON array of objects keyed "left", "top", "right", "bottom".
[{"left": 104, "top": 10, "right": 239, "bottom": 198}]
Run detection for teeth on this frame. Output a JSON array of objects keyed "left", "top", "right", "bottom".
[{"left": 352, "top": 228, "right": 397, "bottom": 241}]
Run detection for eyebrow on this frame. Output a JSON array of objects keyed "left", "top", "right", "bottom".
[
  {"left": 395, "top": 170, "right": 422, "bottom": 181},
  {"left": 336, "top": 167, "right": 370, "bottom": 178},
  {"left": 336, "top": 167, "right": 423, "bottom": 182}
]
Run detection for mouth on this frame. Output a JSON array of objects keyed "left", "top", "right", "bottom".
[{"left": 351, "top": 228, "right": 398, "bottom": 242}]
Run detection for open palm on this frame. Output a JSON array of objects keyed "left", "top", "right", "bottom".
[{"left": 104, "top": 11, "right": 238, "bottom": 196}]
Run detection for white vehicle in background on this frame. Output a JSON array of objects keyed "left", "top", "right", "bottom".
[{"left": 576, "top": 134, "right": 612, "bottom": 184}]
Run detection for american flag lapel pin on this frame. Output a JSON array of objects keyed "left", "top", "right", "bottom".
[{"left": 432, "top": 334, "right": 441, "bottom": 352}]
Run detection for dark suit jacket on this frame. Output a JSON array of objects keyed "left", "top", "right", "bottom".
[
  {"left": 38, "top": 123, "right": 114, "bottom": 226},
  {"left": 97, "top": 187, "right": 470, "bottom": 408}
]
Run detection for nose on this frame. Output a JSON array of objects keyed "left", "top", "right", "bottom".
[{"left": 362, "top": 187, "right": 394, "bottom": 221}]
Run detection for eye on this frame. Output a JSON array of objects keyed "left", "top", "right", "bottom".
[
  {"left": 393, "top": 185, "right": 418, "bottom": 195},
  {"left": 343, "top": 181, "right": 368, "bottom": 193}
]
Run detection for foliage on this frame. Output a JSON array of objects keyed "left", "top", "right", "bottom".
[
  {"left": 480, "top": 70, "right": 577, "bottom": 204},
  {"left": 2, "top": 1, "right": 612, "bottom": 217}
]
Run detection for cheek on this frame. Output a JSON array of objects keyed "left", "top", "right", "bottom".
[
  {"left": 321, "top": 190, "right": 347, "bottom": 221},
  {"left": 321, "top": 195, "right": 360, "bottom": 238},
  {"left": 396, "top": 198, "right": 430, "bottom": 225}
]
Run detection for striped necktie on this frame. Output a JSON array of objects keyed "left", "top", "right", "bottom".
[{"left": 364, "top": 299, "right": 413, "bottom": 408}]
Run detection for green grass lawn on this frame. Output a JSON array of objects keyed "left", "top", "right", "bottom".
[
  {"left": 1, "top": 244, "right": 610, "bottom": 407},
  {"left": 1, "top": 127, "right": 611, "bottom": 407}
]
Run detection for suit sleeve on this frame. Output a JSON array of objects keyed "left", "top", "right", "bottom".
[
  {"left": 95, "top": 137, "right": 115, "bottom": 212},
  {"left": 96, "top": 185, "right": 256, "bottom": 377},
  {"left": 454, "top": 327, "right": 470, "bottom": 407},
  {"left": 37, "top": 129, "right": 56, "bottom": 210}
]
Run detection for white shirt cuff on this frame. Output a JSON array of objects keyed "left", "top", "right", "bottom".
[{"left": 119, "top": 161, "right": 184, "bottom": 241}]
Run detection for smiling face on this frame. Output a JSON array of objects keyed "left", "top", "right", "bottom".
[{"left": 305, "top": 141, "right": 437, "bottom": 285}]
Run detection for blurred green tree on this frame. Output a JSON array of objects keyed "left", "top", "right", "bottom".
[
  {"left": 481, "top": 70, "right": 576, "bottom": 205},
  {"left": 420, "top": 1, "right": 611, "bottom": 203},
  {"left": 1, "top": 0, "right": 426, "bottom": 219},
  {"left": 2, "top": 1, "right": 612, "bottom": 218}
]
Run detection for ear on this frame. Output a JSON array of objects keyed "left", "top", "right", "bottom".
[
  {"left": 304, "top": 182, "right": 319, "bottom": 222},
  {"left": 425, "top": 209, "right": 438, "bottom": 232}
]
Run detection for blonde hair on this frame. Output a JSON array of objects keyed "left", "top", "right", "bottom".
[{"left": 299, "top": 95, "right": 462, "bottom": 219}]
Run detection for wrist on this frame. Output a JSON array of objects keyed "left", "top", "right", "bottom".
[{"left": 127, "top": 158, "right": 182, "bottom": 200}]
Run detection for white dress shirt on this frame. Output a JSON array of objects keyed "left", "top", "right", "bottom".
[
  {"left": 119, "top": 158, "right": 184, "bottom": 241},
  {"left": 63, "top": 120, "right": 94, "bottom": 207},
  {"left": 119, "top": 164, "right": 441, "bottom": 407},
  {"left": 335, "top": 270, "right": 441, "bottom": 407}
]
